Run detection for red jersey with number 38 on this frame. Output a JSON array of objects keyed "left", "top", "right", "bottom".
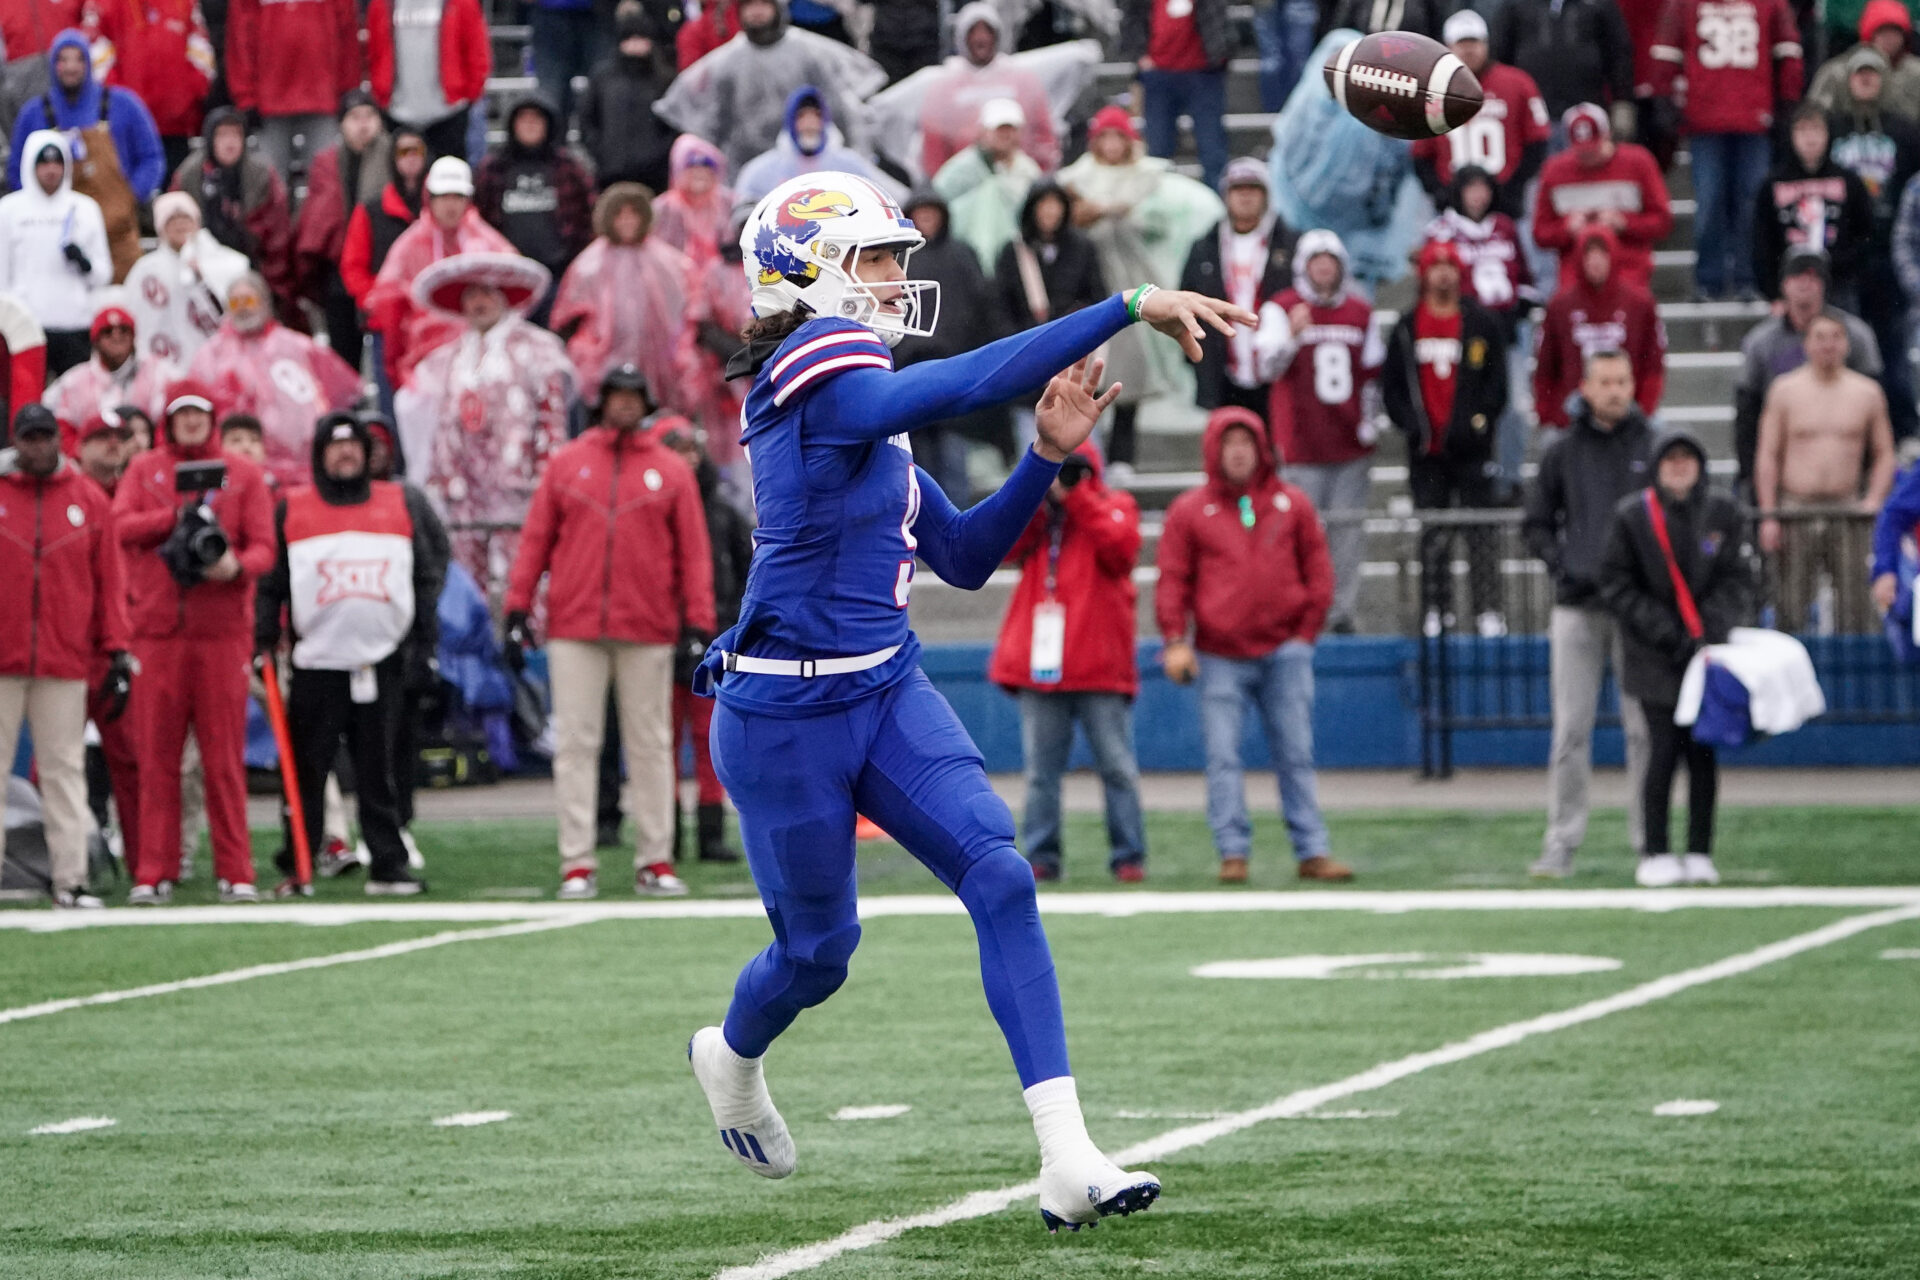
[
  {"left": 1411, "top": 62, "right": 1550, "bottom": 190},
  {"left": 1650, "top": 0, "right": 1803, "bottom": 135}
]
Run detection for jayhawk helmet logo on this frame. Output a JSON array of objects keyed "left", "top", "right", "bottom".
[{"left": 753, "top": 188, "right": 857, "bottom": 286}]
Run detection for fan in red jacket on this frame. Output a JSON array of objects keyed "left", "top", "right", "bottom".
[
  {"left": 111, "top": 380, "right": 276, "bottom": 902},
  {"left": 1650, "top": 0, "right": 1803, "bottom": 299},
  {"left": 224, "top": 0, "right": 360, "bottom": 173},
  {"left": 90, "top": 0, "right": 215, "bottom": 152},
  {"left": 0, "top": 404, "right": 128, "bottom": 907},
  {"left": 503, "top": 367, "right": 716, "bottom": 900},
  {"left": 1533, "top": 104, "right": 1675, "bottom": 294},
  {"left": 365, "top": 0, "right": 492, "bottom": 157},
  {"left": 1534, "top": 225, "right": 1668, "bottom": 427},
  {"left": 66, "top": 409, "right": 145, "bottom": 881},
  {"left": 987, "top": 440, "right": 1145, "bottom": 882},
  {"left": 1154, "top": 406, "right": 1350, "bottom": 883}
]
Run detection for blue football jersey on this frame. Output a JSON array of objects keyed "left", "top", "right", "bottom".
[{"left": 703, "top": 295, "right": 1134, "bottom": 717}]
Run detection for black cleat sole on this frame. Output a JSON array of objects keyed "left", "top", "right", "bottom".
[{"left": 1040, "top": 1180, "right": 1161, "bottom": 1233}]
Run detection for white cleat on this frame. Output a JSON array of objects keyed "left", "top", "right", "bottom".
[
  {"left": 1682, "top": 853, "right": 1720, "bottom": 885},
  {"left": 1037, "top": 1146, "right": 1161, "bottom": 1233},
  {"left": 688, "top": 1026, "right": 795, "bottom": 1179},
  {"left": 1635, "top": 854, "right": 1686, "bottom": 887}
]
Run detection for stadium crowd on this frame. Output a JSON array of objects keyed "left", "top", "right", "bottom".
[{"left": 1, "top": 0, "right": 1916, "bottom": 906}]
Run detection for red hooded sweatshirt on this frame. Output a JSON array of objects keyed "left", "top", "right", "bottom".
[
  {"left": 504, "top": 421, "right": 717, "bottom": 645},
  {"left": 1533, "top": 225, "right": 1668, "bottom": 427},
  {"left": 0, "top": 452, "right": 127, "bottom": 681},
  {"left": 1155, "top": 406, "right": 1333, "bottom": 660},
  {"left": 988, "top": 441, "right": 1142, "bottom": 696},
  {"left": 112, "top": 401, "right": 277, "bottom": 640}
]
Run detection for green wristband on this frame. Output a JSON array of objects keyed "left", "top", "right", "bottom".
[{"left": 1127, "top": 283, "right": 1158, "bottom": 323}]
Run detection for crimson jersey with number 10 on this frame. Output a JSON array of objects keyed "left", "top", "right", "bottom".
[
  {"left": 1411, "top": 62, "right": 1550, "bottom": 190},
  {"left": 1650, "top": 0, "right": 1803, "bottom": 135},
  {"left": 1265, "top": 289, "right": 1380, "bottom": 467}
]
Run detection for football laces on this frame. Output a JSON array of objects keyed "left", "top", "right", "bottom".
[{"left": 1347, "top": 64, "right": 1419, "bottom": 98}]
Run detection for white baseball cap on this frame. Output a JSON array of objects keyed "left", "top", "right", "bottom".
[
  {"left": 1443, "top": 9, "right": 1489, "bottom": 42},
  {"left": 979, "top": 97, "right": 1026, "bottom": 131},
  {"left": 425, "top": 156, "right": 474, "bottom": 197}
]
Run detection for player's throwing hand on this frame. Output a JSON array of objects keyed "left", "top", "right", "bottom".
[
  {"left": 1136, "top": 288, "right": 1259, "bottom": 362},
  {"left": 1034, "top": 356, "right": 1122, "bottom": 462}
]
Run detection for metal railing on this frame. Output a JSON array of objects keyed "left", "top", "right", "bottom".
[{"left": 1410, "top": 507, "right": 1919, "bottom": 778}]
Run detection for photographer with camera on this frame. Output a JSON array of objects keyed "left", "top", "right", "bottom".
[
  {"left": 0, "top": 405, "right": 129, "bottom": 908},
  {"left": 256, "top": 414, "right": 446, "bottom": 897},
  {"left": 988, "top": 441, "right": 1148, "bottom": 882},
  {"left": 113, "top": 381, "right": 276, "bottom": 903}
]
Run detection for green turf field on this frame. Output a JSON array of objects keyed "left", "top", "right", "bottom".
[{"left": 2, "top": 807, "right": 1917, "bottom": 1278}]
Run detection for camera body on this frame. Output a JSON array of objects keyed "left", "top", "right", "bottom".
[
  {"left": 1056, "top": 454, "right": 1094, "bottom": 490},
  {"left": 159, "top": 460, "right": 231, "bottom": 586}
]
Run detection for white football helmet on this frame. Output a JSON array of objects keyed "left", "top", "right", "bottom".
[{"left": 740, "top": 172, "right": 940, "bottom": 347}]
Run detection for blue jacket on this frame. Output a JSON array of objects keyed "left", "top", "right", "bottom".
[{"left": 9, "top": 29, "right": 167, "bottom": 200}]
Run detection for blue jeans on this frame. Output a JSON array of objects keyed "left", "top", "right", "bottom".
[
  {"left": 1688, "top": 131, "right": 1771, "bottom": 297},
  {"left": 1252, "top": 0, "right": 1319, "bottom": 112},
  {"left": 1017, "top": 690, "right": 1146, "bottom": 872},
  {"left": 1139, "top": 68, "right": 1229, "bottom": 192},
  {"left": 529, "top": 6, "right": 607, "bottom": 127},
  {"left": 1198, "top": 644, "right": 1329, "bottom": 860}
]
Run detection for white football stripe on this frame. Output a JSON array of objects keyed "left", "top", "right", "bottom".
[
  {"left": 1652, "top": 1099, "right": 1720, "bottom": 1117},
  {"left": 832, "top": 1104, "right": 912, "bottom": 1121},
  {"left": 1332, "top": 38, "right": 1358, "bottom": 113},
  {"left": 0, "top": 917, "right": 589, "bottom": 1026},
  {"left": 710, "top": 902, "right": 1920, "bottom": 1280},
  {"left": 1427, "top": 52, "right": 1465, "bottom": 135}
]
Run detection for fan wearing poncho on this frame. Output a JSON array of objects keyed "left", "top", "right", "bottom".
[
  {"left": 1266, "top": 29, "right": 1429, "bottom": 291},
  {"left": 915, "top": 3, "right": 1063, "bottom": 176},
  {"left": 734, "top": 86, "right": 904, "bottom": 208},
  {"left": 124, "top": 192, "right": 251, "bottom": 367},
  {"left": 42, "top": 303, "right": 178, "bottom": 429},
  {"left": 551, "top": 183, "right": 693, "bottom": 408},
  {"left": 400, "top": 254, "right": 578, "bottom": 596},
  {"left": 363, "top": 160, "right": 515, "bottom": 393},
  {"left": 652, "top": 137, "right": 736, "bottom": 269},
  {"left": 675, "top": 223, "right": 755, "bottom": 479},
  {"left": 1057, "top": 107, "right": 1223, "bottom": 440},
  {"left": 184, "top": 274, "right": 361, "bottom": 488},
  {"left": 651, "top": 0, "right": 886, "bottom": 177}
]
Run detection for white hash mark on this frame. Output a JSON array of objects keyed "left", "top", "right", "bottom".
[
  {"left": 1652, "top": 1100, "right": 1720, "bottom": 1117},
  {"left": 433, "top": 1111, "right": 513, "bottom": 1127},
  {"left": 833, "top": 1105, "right": 912, "bottom": 1121},
  {"left": 31, "top": 1116, "right": 116, "bottom": 1135}
]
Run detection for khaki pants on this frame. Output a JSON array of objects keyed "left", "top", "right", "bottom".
[
  {"left": 549, "top": 640, "right": 673, "bottom": 872},
  {"left": 0, "top": 677, "right": 90, "bottom": 892},
  {"left": 1775, "top": 510, "right": 1874, "bottom": 634},
  {"left": 1544, "top": 606, "right": 1649, "bottom": 862}
]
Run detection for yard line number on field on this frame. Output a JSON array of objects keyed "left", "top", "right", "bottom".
[{"left": 709, "top": 902, "right": 1920, "bottom": 1280}]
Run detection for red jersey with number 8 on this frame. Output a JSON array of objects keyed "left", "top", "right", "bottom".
[
  {"left": 1650, "top": 0, "right": 1803, "bottom": 135},
  {"left": 1262, "top": 290, "right": 1380, "bottom": 466},
  {"left": 1411, "top": 62, "right": 1550, "bottom": 190}
]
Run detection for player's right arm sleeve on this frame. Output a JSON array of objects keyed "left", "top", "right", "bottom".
[{"left": 799, "top": 294, "right": 1131, "bottom": 445}]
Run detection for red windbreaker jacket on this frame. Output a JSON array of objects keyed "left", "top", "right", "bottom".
[
  {"left": 113, "top": 416, "right": 276, "bottom": 640},
  {"left": 988, "top": 442, "right": 1142, "bottom": 696},
  {"left": 224, "top": 0, "right": 360, "bottom": 117},
  {"left": 505, "top": 425, "right": 717, "bottom": 645},
  {"left": 0, "top": 454, "right": 127, "bottom": 680},
  {"left": 1155, "top": 406, "right": 1334, "bottom": 660}
]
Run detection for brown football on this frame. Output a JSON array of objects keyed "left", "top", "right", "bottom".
[{"left": 1322, "top": 31, "right": 1483, "bottom": 141}]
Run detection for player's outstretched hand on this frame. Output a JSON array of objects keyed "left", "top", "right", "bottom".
[
  {"left": 1035, "top": 356, "right": 1122, "bottom": 462},
  {"left": 1137, "top": 289, "right": 1258, "bottom": 362}
]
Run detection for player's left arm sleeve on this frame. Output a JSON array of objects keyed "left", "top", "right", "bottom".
[
  {"left": 913, "top": 449, "right": 1062, "bottom": 590},
  {"left": 800, "top": 295, "right": 1130, "bottom": 445}
]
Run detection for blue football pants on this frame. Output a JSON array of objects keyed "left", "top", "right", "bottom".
[{"left": 711, "top": 668, "right": 1070, "bottom": 1087}]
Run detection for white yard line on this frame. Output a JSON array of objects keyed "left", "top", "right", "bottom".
[
  {"left": 6, "top": 887, "right": 1920, "bottom": 932},
  {"left": 711, "top": 902, "right": 1920, "bottom": 1280},
  {"left": 0, "top": 917, "right": 588, "bottom": 1027}
]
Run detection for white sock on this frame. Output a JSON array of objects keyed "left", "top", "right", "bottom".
[
  {"left": 1024, "top": 1076, "right": 1097, "bottom": 1165},
  {"left": 707, "top": 1033, "right": 765, "bottom": 1106}
]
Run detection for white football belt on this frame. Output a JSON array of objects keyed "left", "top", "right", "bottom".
[{"left": 719, "top": 645, "right": 901, "bottom": 678}]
